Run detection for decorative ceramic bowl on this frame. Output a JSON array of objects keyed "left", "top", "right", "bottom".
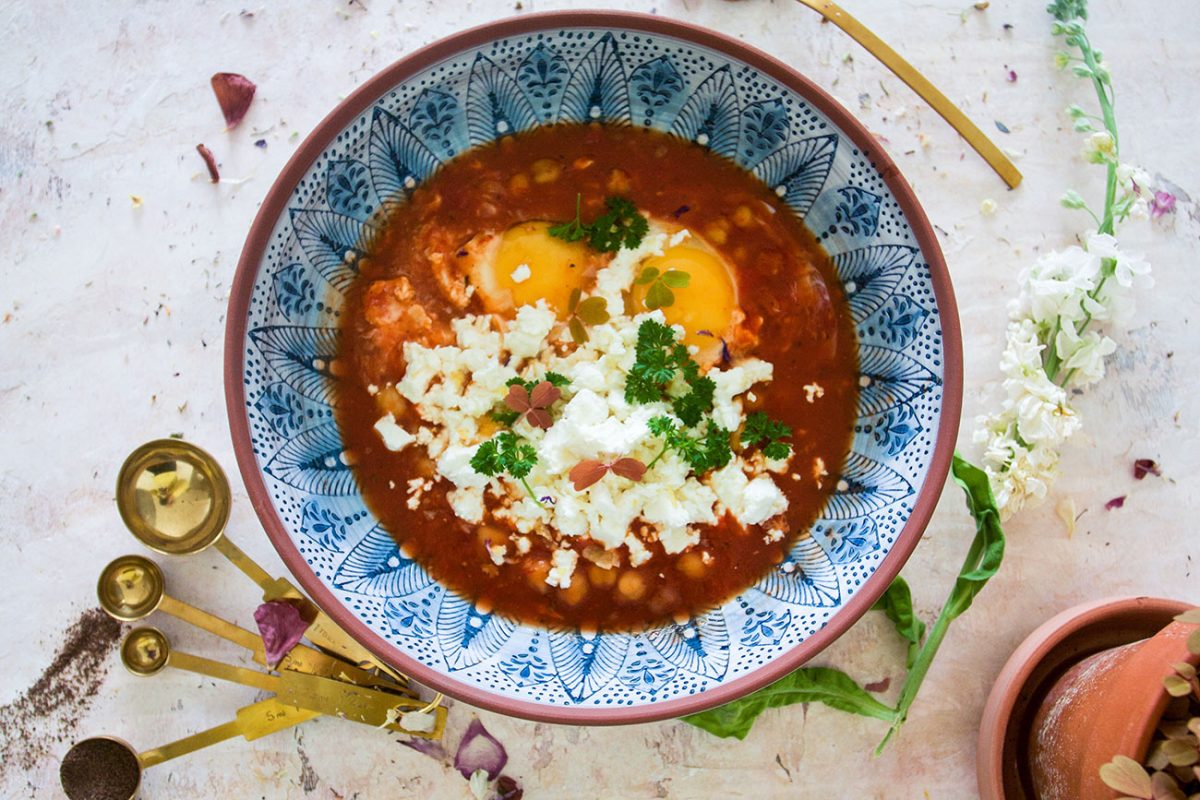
[{"left": 225, "top": 11, "right": 960, "bottom": 723}]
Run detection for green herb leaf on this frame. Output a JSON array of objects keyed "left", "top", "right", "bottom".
[
  {"left": 544, "top": 371, "right": 571, "bottom": 388},
  {"left": 762, "top": 441, "right": 792, "bottom": 461},
  {"left": 871, "top": 577, "right": 926, "bottom": 669},
  {"left": 671, "top": 376, "right": 714, "bottom": 427},
  {"left": 568, "top": 317, "right": 588, "bottom": 344},
  {"left": 661, "top": 269, "right": 691, "bottom": 289},
  {"left": 489, "top": 407, "right": 521, "bottom": 426},
  {"left": 575, "top": 296, "right": 610, "bottom": 325},
  {"left": 470, "top": 431, "right": 538, "bottom": 481},
  {"left": 547, "top": 194, "right": 587, "bottom": 243},
  {"left": 550, "top": 195, "right": 649, "bottom": 253},
  {"left": 681, "top": 667, "right": 896, "bottom": 740},
  {"left": 635, "top": 267, "right": 660, "bottom": 285},
  {"left": 742, "top": 412, "right": 792, "bottom": 460},
  {"left": 644, "top": 281, "right": 674, "bottom": 310}
]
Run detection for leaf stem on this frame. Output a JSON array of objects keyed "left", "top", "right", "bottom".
[{"left": 519, "top": 477, "right": 546, "bottom": 509}]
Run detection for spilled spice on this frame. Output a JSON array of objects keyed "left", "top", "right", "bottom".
[{"left": 0, "top": 608, "right": 122, "bottom": 779}]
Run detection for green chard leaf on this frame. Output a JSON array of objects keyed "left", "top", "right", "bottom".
[
  {"left": 681, "top": 667, "right": 896, "bottom": 740},
  {"left": 871, "top": 576, "right": 927, "bottom": 669}
]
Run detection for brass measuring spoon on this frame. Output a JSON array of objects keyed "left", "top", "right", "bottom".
[
  {"left": 120, "top": 627, "right": 445, "bottom": 736},
  {"left": 97, "top": 554, "right": 409, "bottom": 695},
  {"left": 116, "top": 438, "right": 407, "bottom": 683},
  {"left": 60, "top": 698, "right": 318, "bottom": 800}
]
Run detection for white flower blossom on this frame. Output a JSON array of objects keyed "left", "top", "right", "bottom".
[
  {"left": 1012, "top": 247, "right": 1100, "bottom": 325},
  {"left": 1081, "top": 130, "right": 1115, "bottom": 162},
  {"left": 1054, "top": 326, "right": 1117, "bottom": 386}
]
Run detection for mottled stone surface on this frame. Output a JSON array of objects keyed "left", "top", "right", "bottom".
[{"left": 1, "top": 1, "right": 1198, "bottom": 797}]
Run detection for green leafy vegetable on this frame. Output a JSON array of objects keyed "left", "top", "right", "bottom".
[
  {"left": 637, "top": 266, "right": 691, "bottom": 310},
  {"left": 566, "top": 288, "right": 610, "bottom": 344},
  {"left": 680, "top": 453, "right": 1006, "bottom": 753},
  {"left": 681, "top": 667, "right": 896, "bottom": 740},
  {"left": 470, "top": 431, "right": 543, "bottom": 506},
  {"left": 646, "top": 415, "right": 731, "bottom": 473},
  {"left": 671, "top": 375, "right": 715, "bottom": 427},
  {"left": 625, "top": 319, "right": 688, "bottom": 404},
  {"left": 548, "top": 194, "right": 649, "bottom": 253},
  {"left": 741, "top": 412, "right": 793, "bottom": 460},
  {"left": 870, "top": 576, "right": 926, "bottom": 669}
]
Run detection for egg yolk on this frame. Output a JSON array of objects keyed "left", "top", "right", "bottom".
[
  {"left": 492, "top": 221, "right": 592, "bottom": 318},
  {"left": 632, "top": 241, "right": 738, "bottom": 350}
]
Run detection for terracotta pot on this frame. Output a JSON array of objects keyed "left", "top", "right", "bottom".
[{"left": 977, "top": 596, "right": 1199, "bottom": 800}]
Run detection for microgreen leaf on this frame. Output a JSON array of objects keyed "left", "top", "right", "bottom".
[
  {"left": 871, "top": 577, "right": 926, "bottom": 669},
  {"left": 568, "top": 317, "right": 588, "bottom": 344},
  {"left": 681, "top": 667, "right": 897, "bottom": 740},
  {"left": 567, "top": 287, "right": 582, "bottom": 313},
  {"left": 635, "top": 267, "right": 660, "bottom": 285},
  {"left": 575, "top": 296, "right": 610, "bottom": 325},
  {"left": 661, "top": 270, "right": 691, "bottom": 289},
  {"left": 644, "top": 281, "right": 674, "bottom": 310},
  {"left": 548, "top": 194, "right": 587, "bottom": 243},
  {"left": 569, "top": 457, "right": 647, "bottom": 491}
]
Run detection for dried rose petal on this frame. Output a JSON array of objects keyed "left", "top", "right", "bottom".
[
  {"left": 210, "top": 72, "right": 256, "bottom": 129},
  {"left": 1105, "top": 495, "right": 1127, "bottom": 511},
  {"left": 864, "top": 677, "right": 891, "bottom": 693},
  {"left": 496, "top": 775, "right": 523, "bottom": 800},
  {"left": 1133, "top": 458, "right": 1162, "bottom": 480},
  {"left": 253, "top": 600, "right": 308, "bottom": 666},
  {"left": 504, "top": 384, "right": 531, "bottom": 413},
  {"left": 569, "top": 460, "right": 608, "bottom": 491},
  {"left": 1150, "top": 190, "right": 1177, "bottom": 219},
  {"left": 454, "top": 718, "right": 508, "bottom": 780},
  {"left": 529, "top": 381, "right": 560, "bottom": 408},
  {"left": 610, "top": 457, "right": 647, "bottom": 482},
  {"left": 196, "top": 144, "right": 220, "bottom": 183},
  {"left": 400, "top": 737, "right": 448, "bottom": 761}
]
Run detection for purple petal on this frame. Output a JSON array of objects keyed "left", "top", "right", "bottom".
[
  {"left": 253, "top": 600, "right": 308, "bottom": 666},
  {"left": 400, "top": 738, "right": 448, "bottom": 761},
  {"left": 1105, "top": 495, "right": 1127, "bottom": 511},
  {"left": 671, "top": 204, "right": 690, "bottom": 219},
  {"left": 720, "top": 338, "right": 732, "bottom": 365},
  {"left": 695, "top": 329, "right": 714, "bottom": 337},
  {"left": 1133, "top": 458, "right": 1161, "bottom": 480},
  {"left": 454, "top": 718, "right": 508, "bottom": 780},
  {"left": 496, "top": 775, "right": 523, "bottom": 800},
  {"left": 1150, "top": 190, "right": 1176, "bottom": 218}
]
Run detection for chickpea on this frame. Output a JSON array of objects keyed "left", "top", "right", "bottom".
[
  {"left": 524, "top": 558, "right": 551, "bottom": 593},
  {"left": 531, "top": 158, "right": 563, "bottom": 184},
  {"left": 475, "top": 596, "right": 495, "bottom": 615},
  {"left": 676, "top": 551, "right": 709, "bottom": 579},
  {"left": 648, "top": 585, "right": 681, "bottom": 616},
  {"left": 375, "top": 385, "right": 408, "bottom": 417},
  {"left": 414, "top": 456, "right": 437, "bottom": 479},
  {"left": 606, "top": 169, "right": 631, "bottom": 194},
  {"left": 572, "top": 157, "right": 595, "bottom": 170},
  {"left": 732, "top": 205, "right": 755, "bottom": 227},
  {"left": 704, "top": 222, "right": 728, "bottom": 245},
  {"left": 476, "top": 524, "right": 507, "bottom": 551},
  {"left": 617, "top": 570, "right": 646, "bottom": 602},
  {"left": 588, "top": 564, "right": 618, "bottom": 588},
  {"left": 558, "top": 573, "right": 589, "bottom": 606},
  {"left": 508, "top": 173, "right": 530, "bottom": 193}
]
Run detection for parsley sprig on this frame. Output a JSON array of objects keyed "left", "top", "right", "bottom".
[
  {"left": 741, "top": 412, "right": 793, "bottom": 461},
  {"left": 548, "top": 195, "right": 650, "bottom": 253},
  {"left": 646, "top": 416, "right": 732, "bottom": 473},
  {"left": 469, "top": 431, "right": 544, "bottom": 507},
  {"left": 625, "top": 319, "right": 715, "bottom": 426}
]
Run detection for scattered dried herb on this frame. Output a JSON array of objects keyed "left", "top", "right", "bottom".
[
  {"left": 59, "top": 736, "right": 141, "bottom": 800},
  {"left": 741, "top": 412, "right": 793, "bottom": 461},
  {"left": 636, "top": 265, "right": 691, "bottom": 310},
  {"left": 1105, "top": 495, "right": 1127, "bottom": 510},
  {"left": 1133, "top": 458, "right": 1162, "bottom": 480},
  {"left": 569, "top": 457, "right": 647, "bottom": 491},
  {"left": 210, "top": 72, "right": 256, "bottom": 128},
  {"left": 196, "top": 143, "right": 220, "bottom": 183},
  {"left": 566, "top": 288, "right": 609, "bottom": 343},
  {"left": 548, "top": 194, "right": 649, "bottom": 253}
]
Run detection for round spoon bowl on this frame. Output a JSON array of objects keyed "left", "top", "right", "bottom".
[
  {"left": 98, "top": 555, "right": 165, "bottom": 622},
  {"left": 60, "top": 735, "right": 142, "bottom": 800},
  {"left": 116, "top": 439, "right": 231, "bottom": 556},
  {"left": 121, "top": 627, "right": 171, "bottom": 677}
]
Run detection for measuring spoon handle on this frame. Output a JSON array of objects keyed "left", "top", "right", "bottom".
[
  {"left": 167, "top": 650, "right": 280, "bottom": 694},
  {"left": 212, "top": 536, "right": 275, "bottom": 590},
  {"left": 158, "top": 594, "right": 261, "bottom": 651},
  {"left": 138, "top": 698, "right": 317, "bottom": 768}
]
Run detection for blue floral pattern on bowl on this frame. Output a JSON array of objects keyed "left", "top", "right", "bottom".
[{"left": 236, "top": 25, "right": 948, "bottom": 713}]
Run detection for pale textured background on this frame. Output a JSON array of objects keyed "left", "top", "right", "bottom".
[{"left": 2, "top": 0, "right": 1198, "bottom": 797}]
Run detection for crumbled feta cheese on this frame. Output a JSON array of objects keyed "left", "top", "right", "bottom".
[
  {"left": 448, "top": 486, "right": 485, "bottom": 522},
  {"left": 505, "top": 301, "right": 556, "bottom": 362},
  {"left": 367, "top": 383, "right": 379, "bottom": 395},
  {"left": 406, "top": 478, "right": 430, "bottom": 510},
  {"left": 438, "top": 445, "right": 489, "bottom": 489},
  {"left": 708, "top": 463, "right": 789, "bottom": 526},
  {"left": 668, "top": 228, "right": 692, "bottom": 247},
  {"left": 515, "top": 536, "right": 531, "bottom": 554},
  {"left": 803, "top": 382, "right": 825, "bottom": 403},
  {"left": 374, "top": 413, "right": 415, "bottom": 452},
  {"left": 625, "top": 534, "right": 652, "bottom": 566},
  {"left": 487, "top": 542, "right": 507, "bottom": 566},
  {"left": 545, "top": 548, "right": 578, "bottom": 588},
  {"left": 813, "top": 456, "right": 828, "bottom": 488},
  {"left": 763, "top": 527, "right": 785, "bottom": 544},
  {"left": 510, "top": 263, "right": 532, "bottom": 284},
  {"left": 711, "top": 359, "right": 774, "bottom": 430},
  {"left": 659, "top": 526, "right": 700, "bottom": 554}
]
